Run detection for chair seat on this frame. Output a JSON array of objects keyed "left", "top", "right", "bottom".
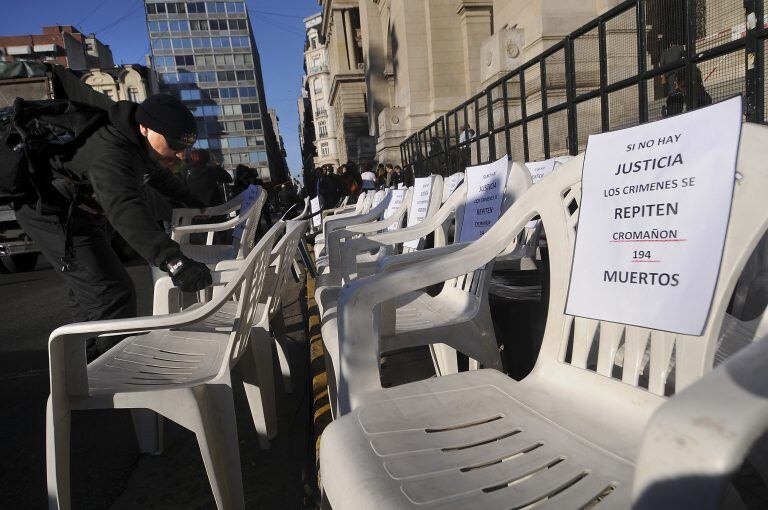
[
  {"left": 181, "top": 244, "right": 236, "bottom": 266},
  {"left": 313, "top": 242, "right": 325, "bottom": 259},
  {"left": 87, "top": 328, "right": 230, "bottom": 395},
  {"left": 321, "top": 369, "right": 632, "bottom": 510}
]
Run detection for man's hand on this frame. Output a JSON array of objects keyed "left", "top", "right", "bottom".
[{"left": 162, "top": 253, "right": 212, "bottom": 292}]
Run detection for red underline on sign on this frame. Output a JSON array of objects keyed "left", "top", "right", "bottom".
[
  {"left": 631, "top": 260, "right": 661, "bottom": 263},
  {"left": 610, "top": 239, "right": 688, "bottom": 243}
]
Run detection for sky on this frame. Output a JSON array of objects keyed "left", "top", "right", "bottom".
[{"left": 0, "top": 0, "right": 321, "bottom": 178}]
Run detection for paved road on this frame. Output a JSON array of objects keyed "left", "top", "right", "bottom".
[{"left": 0, "top": 258, "right": 312, "bottom": 509}]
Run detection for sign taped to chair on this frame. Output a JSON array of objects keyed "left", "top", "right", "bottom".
[
  {"left": 565, "top": 96, "right": 742, "bottom": 335},
  {"left": 525, "top": 158, "right": 558, "bottom": 184},
  {"left": 372, "top": 190, "right": 386, "bottom": 207},
  {"left": 310, "top": 197, "right": 321, "bottom": 229},
  {"left": 525, "top": 157, "right": 569, "bottom": 228},
  {"left": 459, "top": 155, "right": 508, "bottom": 243},
  {"left": 233, "top": 185, "right": 259, "bottom": 240},
  {"left": 404, "top": 177, "right": 433, "bottom": 249},
  {"left": 384, "top": 188, "right": 408, "bottom": 232},
  {"left": 442, "top": 172, "right": 464, "bottom": 202}
]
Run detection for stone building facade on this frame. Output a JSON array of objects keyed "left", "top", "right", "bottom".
[
  {"left": 319, "top": 0, "right": 375, "bottom": 166},
  {"left": 79, "top": 65, "right": 158, "bottom": 103},
  {"left": 303, "top": 13, "right": 341, "bottom": 169}
]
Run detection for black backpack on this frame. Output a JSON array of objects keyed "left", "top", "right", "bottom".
[{"left": 0, "top": 98, "right": 107, "bottom": 206}]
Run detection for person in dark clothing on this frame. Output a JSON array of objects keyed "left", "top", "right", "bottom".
[
  {"left": 184, "top": 149, "right": 232, "bottom": 207},
  {"left": 315, "top": 166, "right": 338, "bottom": 209},
  {"left": 663, "top": 67, "right": 712, "bottom": 117},
  {"left": 15, "top": 94, "right": 212, "bottom": 358}
]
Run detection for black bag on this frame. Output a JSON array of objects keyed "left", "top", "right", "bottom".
[{"left": 0, "top": 98, "right": 106, "bottom": 206}]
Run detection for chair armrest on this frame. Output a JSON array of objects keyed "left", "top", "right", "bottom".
[
  {"left": 323, "top": 194, "right": 391, "bottom": 239},
  {"left": 170, "top": 213, "right": 247, "bottom": 242},
  {"left": 377, "top": 243, "right": 471, "bottom": 272},
  {"left": 335, "top": 239, "right": 503, "bottom": 414},
  {"left": 632, "top": 338, "right": 768, "bottom": 509},
  {"left": 152, "top": 276, "right": 180, "bottom": 315}
]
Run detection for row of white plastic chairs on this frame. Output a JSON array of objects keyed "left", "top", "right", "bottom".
[
  {"left": 45, "top": 185, "right": 309, "bottom": 510},
  {"left": 307, "top": 125, "right": 768, "bottom": 509}
]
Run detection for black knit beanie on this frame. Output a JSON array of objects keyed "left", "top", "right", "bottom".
[{"left": 135, "top": 94, "right": 197, "bottom": 149}]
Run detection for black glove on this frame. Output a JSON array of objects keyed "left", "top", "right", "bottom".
[{"left": 162, "top": 253, "right": 212, "bottom": 292}]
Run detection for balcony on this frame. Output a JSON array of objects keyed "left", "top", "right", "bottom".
[
  {"left": 315, "top": 108, "right": 328, "bottom": 118},
  {"left": 307, "top": 64, "right": 328, "bottom": 76}
]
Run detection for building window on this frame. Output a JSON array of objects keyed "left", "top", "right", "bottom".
[
  {"left": 103, "top": 89, "right": 114, "bottom": 100},
  {"left": 318, "top": 121, "right": 327, "bottom": 137},
  {"left": 313, "top": 78, "right": 322, "bottom": 94},
  {"left": 127, "top": 87, "right": 140, "bottom": 102},
  {"left": 320, "top": 142, "right": 329, "bottom": 156}
]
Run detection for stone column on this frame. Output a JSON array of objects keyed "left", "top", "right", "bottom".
[
  {"left": 456, "top": 0, "right": 493, "bottom": 96},
  {"left": 344, "top": 9, "right": 357, "bottom": 69}
]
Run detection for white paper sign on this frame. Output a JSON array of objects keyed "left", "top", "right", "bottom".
[
  {"left": 383, "top": 189, "right": 408, "bottom": 232},
  {"left": 372, "top": 190, "right": 386, "bottom": 208},
  {"left": 565, "top": 96, "right": 742, "bottom": 335},
  {"left": 524, "top": 158, "right": 559, "bottom": 229},
  {"left": 525, "top": 159, "right": 557, "bottom": 184},
  {"left": 404, "top": 177, "right": 433, "bottom": 249},
  {"left": 458, "top": 156, "right": 509, "bottom": 243},
  {"left": 233, "top": 185, "right": 259, "bottom": 239},
  {"left": 442, "top": 172, "right": 464, "bottom": 203},
  {"left": 310, "top": 196, "right": 321, "bottom": 228}
]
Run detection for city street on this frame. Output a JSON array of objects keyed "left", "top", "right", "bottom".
[{"left": 0, "top": 257, "right": 312, "bottom": 509}]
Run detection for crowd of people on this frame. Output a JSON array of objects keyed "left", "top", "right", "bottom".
[{"left": 306, "top": 160, "right": 412, "bottom": 210}]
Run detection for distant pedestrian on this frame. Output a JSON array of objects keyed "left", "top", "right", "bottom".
[
  {"left": 360, "top": 162, "right": 376, "bottom": 190},
  {"left": 184, "top": 149, "right": 232, "bottom": 207}
]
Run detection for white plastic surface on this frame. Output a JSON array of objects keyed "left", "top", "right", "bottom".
[{"left": 320, "top": 124, "right": 768, "bottom": 510}]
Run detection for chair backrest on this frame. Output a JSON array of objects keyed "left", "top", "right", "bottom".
[
  {"left": 382, "top": 188, "right": 410, "bottom": 232},
  {"left": 469, "top": 123, "right": 768, "bottom": 440},
  {"left": 266, "top": 220, "right": 309, "bottom": 318},
  {"left": 402, "top": 175, "right": 444, "bottom": 252},
  {"left": 445, "top": 158, "right": 531, "bottom": 298},
  {"left": 233, "top": 186, "right": 267, "bottom": 259},
  {"left": 442, "top": 172, "right": 464, "bottom": 203},
  {"left": 224, "top": 220, "right": 283, "bottom": 369}
]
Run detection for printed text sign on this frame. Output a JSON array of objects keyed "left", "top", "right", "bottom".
[
  {"left": 384, "top": 189, "right": 408, "bottom": 231},
  {"left": 459, "top": 156, "right": 508, "bottom": 243},
  {"left": 233, "top": 185, "right": 260, "bottom": 240},
  {"left": 310, "top": 197, "right": 321, "bottom": 228},
  {"left": 565, "top": 97, "right": 742, "bottom": 335},
  {"left": 404, "top": 177, "right": 433, "bottom": 249}
]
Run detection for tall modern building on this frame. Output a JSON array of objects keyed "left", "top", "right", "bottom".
[{"left": 144, "top": 0, "right": 288, "bottom": 182}]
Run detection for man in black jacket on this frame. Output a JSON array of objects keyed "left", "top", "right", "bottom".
[{"left": 15, "top": 94, "right": 211, "bottom": 357}]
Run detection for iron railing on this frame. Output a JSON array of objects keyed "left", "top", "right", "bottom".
[{"left": 401, "top": 0, "right": 765, "bottom": 177}]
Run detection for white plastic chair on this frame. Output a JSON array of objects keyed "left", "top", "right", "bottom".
[
  {"left": 320, "top": 123, "right": 768, "bottom": 510},
  {"left": 170, "top": 185, "right": 267, "bottom": 266},
  {"left": 312, "top": 192, "right": 372, "bottom": 258},
  {"left": 314, "top": 190, "right": 392, "bottom": 260},
  {"left": 316, "top": 176, "right": 444, "bottom": 289},
  {"left": 319, "top": 159, "right": 531, "bottom": 415},
  {"left": 317, "top": 187, "right": 413, "bottom": 281},
  {"left": 46, "top": 222, "right": 281, "bottom": 510},
  {"left": 212, "top": 220, "right": 310, "bottom": 394}
]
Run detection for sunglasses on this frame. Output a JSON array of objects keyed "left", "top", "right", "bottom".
[{"left": 166, "top": 132, "right": 197, "bottom": 152}]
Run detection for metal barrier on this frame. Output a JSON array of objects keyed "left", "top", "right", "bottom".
[{"left": 401, "top": 0, "right": 764, "bottom": 177}]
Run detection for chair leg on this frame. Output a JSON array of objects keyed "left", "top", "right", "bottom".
[
  {"left": 271, "top": 309, "right": 293, "bottom": 393},
  {"left": 237, "top": 329, "right": 277, "bottom": 449},
  {"left": 46, "top": 397, "right": 71, "bottom": 510},
  {"left": 192, "top": 383, "right": 246, "bottom": 510},
  {"left": 130, "top": 409, "right": 164, "bottom": 455},
  {"left": 430, "top": 343, "right": 459, "bottom": 376}
]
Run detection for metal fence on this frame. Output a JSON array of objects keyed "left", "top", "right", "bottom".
[{"left": 400, "top": 0, "right": 764, "bottom": 177}]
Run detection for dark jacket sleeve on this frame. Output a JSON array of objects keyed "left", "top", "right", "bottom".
[
  {"left": 216, "top": 165, "right": 233, "bottom": 184},
  {"left": 145, "top": 166, "right": 206, "bottom": 208},
  {"left": 85, "top": 146, "right": 181, "bottom": 267}
]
